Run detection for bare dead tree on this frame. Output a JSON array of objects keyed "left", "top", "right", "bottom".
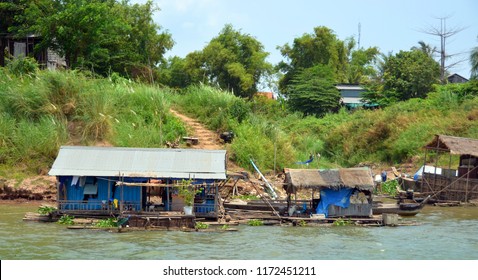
[{"left": 420, "top": 16, "right": 467, "bottom": 83}]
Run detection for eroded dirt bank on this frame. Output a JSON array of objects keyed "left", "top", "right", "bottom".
[{"left": 0, "top": 177, "right": 57, "bottom": 201}]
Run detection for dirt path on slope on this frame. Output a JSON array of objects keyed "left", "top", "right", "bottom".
[
  {"left": 169, "top": 109, "right": 243, "bottom": 173},
  {"left": 170, "top": 109, "right": 223, "bottom": 150}
]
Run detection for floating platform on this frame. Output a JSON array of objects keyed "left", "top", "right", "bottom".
[{"left": 23, "top": 212, "right": 58, "bottom": 222}]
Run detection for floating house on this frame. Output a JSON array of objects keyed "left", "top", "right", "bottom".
[
  {"left": 284, "top": 168, "right": 374, "bottom": 218},
  {"left": 49, "top": 146, "right": 227, "bottom": 219},
  {"left": 420, "top": 135, "right": 478, "bottom": 202}
]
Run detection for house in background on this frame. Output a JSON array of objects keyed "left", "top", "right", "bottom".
[
  {"left": 256, "top": 92, "right": 275, "bottom": 100},
  {"left": 335, "top": 84, "right": 376, "bottom": 109},
  {"left": 0, "top": 34, "right": 65, "bottom": 69},
  {"left": 447, "top": 73, "right": 469, "bottom": 84},
  {"left": 48, "top": 146, "right": 227, "bottom": 220}
]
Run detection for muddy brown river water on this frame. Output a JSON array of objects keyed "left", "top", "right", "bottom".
[{"left": 1, "top": 202, "right": 477, "bottom": 259}]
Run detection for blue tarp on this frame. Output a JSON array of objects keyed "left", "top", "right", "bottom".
[
  {"left": 316, "top": 188, "right": 353, "bottom": 217},
  {"left": 296, "top": 156, "right": 314, "bottom": 165}
]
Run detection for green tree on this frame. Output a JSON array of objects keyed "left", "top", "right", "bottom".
[
  {"left": 156, "top": 56, "right": 190, "bottom": 88},
  {"left": 346, "top": 42, "right": 380, "bottom": 84},
  {"left": 10, "top": 0, "right": 172, "bottom": 78},
  {"left": 184, "top": 24, "right": 272, "bottom": 98},
  {"left": 286, "top": 65, "right": 340, "bottom": 117},
  {"left": 0, "top": 0, "right": 22, "bottom": 34},
  {"left": 411, "top": 40, "right": 437, "bottom": 58},
  {"left": 471, "top": 36, "right": 478, "bottom": 79},
  {"left": 278, "top": 26, "right": 348, "bottom": 95},
  {"left": 380, "top": 50, "right": 440, "bottom": 101},
  {"left": 117, "top": 0, "right": 173, "bottom": 79}
]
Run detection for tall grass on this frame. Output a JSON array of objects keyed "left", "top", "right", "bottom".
[
  {"left": 112, "top": 85, "right": 186, "bottom": 147},
  {"left": 2, "top": 67, "right": 477, "bottom": 176},
  {"left": 171, "top": 85, "right": 299, "bottom": 172},
  {"left": 171, "top": 82, "right": 478, "bottom": 172},
  {"left": 322, "top": 86, "right": 478, "bottom": 166},
  {"left": 0, "top": 69, "right": 186, "bottom": 174}
]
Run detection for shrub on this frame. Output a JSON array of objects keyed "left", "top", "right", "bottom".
[{"left": 5, "top": 55, "right": 39, "bottom": 76}]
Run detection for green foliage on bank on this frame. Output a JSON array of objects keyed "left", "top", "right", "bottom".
[
  {"left": 171, "top": 81, "right": 478, "bottom": 172},
  {"left": 1, "top": 67, "right": 478, "bottom": 177}
]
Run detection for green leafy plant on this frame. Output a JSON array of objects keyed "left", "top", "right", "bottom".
[
  {"left": 333, "top": 218, "right": 353, "bottom": 226},
  {"left": 95, "top": 218, "right": 118, "bottom": 228},
  {"left": 195, "top": 222, "right": 209, "bottom": 229},
  {"left": 297, "top": 219, "right": 307, "bottom": 227},
  {"left": 37, "top": 205, "right": 57, "bottom": 215},
  {"left": 177, "top": 179, "right": 201, "bottom": 206},
  {"left": 57, "top": 215, "right": 75, "bottom": 225},
  {"left": 381, "top": 180, "right": 399, "bottom": 196},
  {"left": 247, "top": 219, "right": 264, "bottom": 226},
  {"left": 220, "top": 224, "right": 230, "bottom": 230}
]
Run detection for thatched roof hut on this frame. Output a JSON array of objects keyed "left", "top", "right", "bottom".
[
  {"left": 284, "top": 167, "right": 374, "bottom": 218},
  {"left": 284, "top": 168, "right": 374, "bottom": 194},
  {"left": 421, "top": 135, "right": 478, "bottom": 202},
  {"left": 424, "top": 135, "right": 478, "bottom": 157}
]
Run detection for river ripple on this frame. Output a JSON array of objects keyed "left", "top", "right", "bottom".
[{"left": 1, "top": 203, "right": 477, "bottom": 260}]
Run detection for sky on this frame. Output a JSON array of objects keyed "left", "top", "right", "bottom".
[{"left": 132, "top": 0, "right": 478, "bottom": 82}]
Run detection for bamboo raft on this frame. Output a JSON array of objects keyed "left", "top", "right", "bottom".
[{"left": 23, "top": 212, "right": 58, "bottom": 222}]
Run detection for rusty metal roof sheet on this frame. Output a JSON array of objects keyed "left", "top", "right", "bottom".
[
  {"left": 49, "top": 146, "right": 227, "bottom": 180},
  {"left": 424, "top": 135, "right": 478, "bottom": 157},
  {"left": 284, "top": 168, "right": 374, "bottom": 191}
]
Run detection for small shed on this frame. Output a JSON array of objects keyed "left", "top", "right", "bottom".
[
  {"left": 49, "top": 146, "right": 227, "bottom": 218},
  {"left": 284, "top": 168, "right": 374, "bottom": 217},
  {"left": 421, "top": 135, "right": 478, "bottom": 202}
]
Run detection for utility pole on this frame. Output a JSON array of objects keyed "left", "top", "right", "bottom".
[
  {"left": 421, "top": 16, "right": 466, "bottom": 83},
  {"left": 358, "top": 22, "right": 361, "bottom": 49}
]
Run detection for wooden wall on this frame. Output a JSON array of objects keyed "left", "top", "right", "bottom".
[{"left": 422, "top": 173, "right": 478, "bottom": 202}]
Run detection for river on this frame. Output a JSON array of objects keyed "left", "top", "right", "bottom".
[{"left": 1, "top": 202, "right": 477, "bottom": 260}]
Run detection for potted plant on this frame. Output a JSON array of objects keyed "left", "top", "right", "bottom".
[{"left": 177, "top": 179, "right": 198, "bottom": 215}]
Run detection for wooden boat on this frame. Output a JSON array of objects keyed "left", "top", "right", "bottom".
[{"left": 373, "top": 195, "right": 430, "bottom": 216}]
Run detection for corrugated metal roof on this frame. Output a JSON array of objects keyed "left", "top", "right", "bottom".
[
  {"left": 424, "top": 135, "right": 478, "bottom": 157},
  {"left": 284, "top": 168, "right": 374, "bottom": 191},
  {"left": 336, "top": 84, "right": 364, "bottom": 91},
  {"left": 49, "top": 146, "right": 227, "bottom": 180}
]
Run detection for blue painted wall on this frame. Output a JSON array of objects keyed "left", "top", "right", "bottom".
[{"left": 58, "top": 176, "right": 142, "bottom": 210}]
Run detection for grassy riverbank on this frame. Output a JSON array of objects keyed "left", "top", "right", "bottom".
[{"left": 1, "top": 68, "right": 478, "bottom": 179}]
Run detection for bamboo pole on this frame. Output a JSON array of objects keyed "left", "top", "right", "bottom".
[
  {"left": 421, "top": 149, "right": 428, "bottom": 193},
  {"left": 107, "top": 180, "right": 110, "bottom": 211},
  {"left": 116, "top": 182, "right": 178, "bottom": 187},
  {"left": 466, "top": 162, "right": 470, "bottom": 202}
]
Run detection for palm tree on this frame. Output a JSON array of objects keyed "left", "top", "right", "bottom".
[
  {"left": 412, "top": 41, "right": 437, "bottom": 57},
  {"left": 471, "top": 37, "right": 478, "bottom": 79}
]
